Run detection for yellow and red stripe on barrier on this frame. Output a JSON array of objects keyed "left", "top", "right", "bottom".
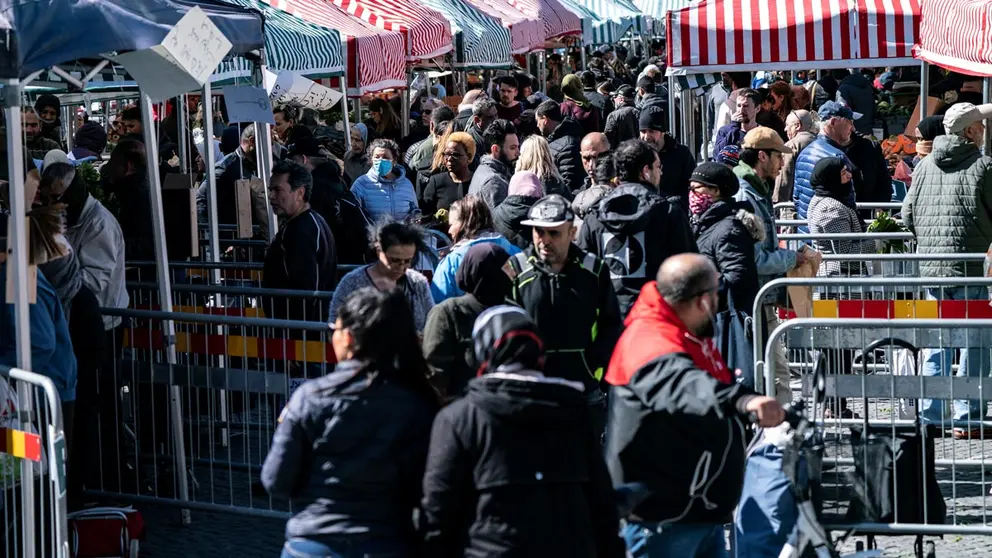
[
  {"left": 133, "top": 304, "right": 264, "bottom": 318},
  {"left": 778, "top": 300, "right": 992, "bottom": 320},
  {"left": 0, "top": 427, "right": 42, "bottom": 461},
  {"left": 123, "top": 329, "right": 337, "bottom": 364}
]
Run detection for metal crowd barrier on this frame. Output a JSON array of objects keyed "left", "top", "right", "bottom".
[
  {"left": 765, "top": 318, "right": 992, "bottom": 538},
  {"left": 773, "top": 201, "right": 904, "bottom": 218},
  {"left": 84, "top": 308, "right": 341, "bottom": 519},
  {"left": 125, "top": 261, "right": 363, "bottom": 292},
  {"left": 0, "top": 366, "right": 69, "bottom": 558},
  {"left": 777, "top": 231, "right": 917, "bottom": 255}
]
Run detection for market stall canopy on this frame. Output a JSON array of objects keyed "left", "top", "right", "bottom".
[
  {"left": 562, "top": 0, "right": 643, "bottom": 45},
  {"left": 508, "top": 0, "right": 583, "bottom": 42},
  {"left": 215, "top": 0, "right": 345, "bottom": 83},
  {"left": 265, "top": 0, "right": 406, "bottom": 94},
  {"left": 633, "top": 0, "right": 694, "bottom": 37},
  {"left": 0, "top": 0, "right": 265, "bottom": 81},
  {"left": 463, "top": 0, "right": 546, "bottom": 54},
  {"left": 667, "top": 0, "right": 919, "bottom": 72},
  {"left": 915, "top": 0, "right": 992, "bottom": 76},
  {"left": 420, "top": 0, "right": 512, "bottom": 68},
  {"left": 327, "top": 0, "right": 454, "bottom": 62}
]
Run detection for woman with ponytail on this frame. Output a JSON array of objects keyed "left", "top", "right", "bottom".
[{"left": 263, "top": 288, "right": 438, "bottom": 558}]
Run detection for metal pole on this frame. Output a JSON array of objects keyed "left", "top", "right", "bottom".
[
  {"left": 580, "top": 45, "right": 587, "bottom": 70},
  {"left": 985, "top": 78, "right": 991, "bottom": 154},
  {"left": 340, "top": 79, "right": 352, "bottom": 153},
  {"left": 138, "top": 90, "right": 192, "bottom": 526},
  {"left": 668, "top": 75, "right": 677, "bottom": 135},
  {"left": 402, "top": 73, "right": 411, "bottom": 138},
  {"left": 177, "top": 94, "right": 189, "bottom": 174},
  {"left": 62, "top": 105, "right": 74, "bottom": 152},
  {"left": 257, "top": 64, "right": 277, "bottom": 242},
  {"left": 920, "top": 61, "right": 930, "bottom": 120},
  {"left": 5, "top": 82, "right": 36, "bottom": 558}
]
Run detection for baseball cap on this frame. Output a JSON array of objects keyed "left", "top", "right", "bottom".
[
  {"left": 817, "top": 101, "right": 863, "bottom": 122},
  {"left": 691, "top": 162, "right": 739, "bottom": 197},
  {"left": 520, "top": 194, "right": 575, "bottom": 228},
  {"left": 614, "top": 85, "right": 635, "bottom": 101},
  {"left": 639, "top": 106, "right": 666, "bottom": 132},
  {"left": 942, "top": 102, "right": 992, "bottom": 134},
  {"left": 741, "top": 126, "right": 791, "bottom": 154}
]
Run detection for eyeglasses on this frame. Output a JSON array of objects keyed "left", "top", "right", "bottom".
[{"left": 443, "top": 151, "right": 466, "bottom": 159}]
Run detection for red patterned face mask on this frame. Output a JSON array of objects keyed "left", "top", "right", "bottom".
[{"left": 689, "top": 189, "right": 716, "bottom": 216}]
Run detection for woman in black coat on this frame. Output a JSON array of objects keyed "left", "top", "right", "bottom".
[
  {"left": 421, "top": 305, "right": 625, "bottom": 558},
  {"left": 689, "top": 162, "right": 763, "bottom": 313}
]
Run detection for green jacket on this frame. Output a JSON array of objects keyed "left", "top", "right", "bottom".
[{"left": 903, "top": 134, "right": 992, "bottom": 277}]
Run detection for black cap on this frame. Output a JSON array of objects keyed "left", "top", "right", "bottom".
[
  {"left": 520, "top": 194, "right": 575, "bottom": 228},
  {"left": 690, "top": 162, "right": 739, "bottom": 197},
  {"left": 288, "top": 136, "right": 323, "bottom": 158},
  {"left": 638, "top": 106, "right": 666, "bottom": 132},
  {"left": 615, "top": 85, "right": 635, "bottom": 100}
]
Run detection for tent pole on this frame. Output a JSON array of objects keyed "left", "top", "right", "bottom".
[
  {"left": 177, "top": 94, "right": 189, "bottom": 174},
  {"left": 256, "top": 62, "right": 277, "bottom": 242},
  {"left": 5, "top": 82, "right": 37, "bottom": 558},
  {"left": 920, "top": 61, "right": 929, "bottom": 120},
  {"left": 138, "top": 90, "right": 193, "bottom": 526},
  {"left": 340, "top": 78, "right": 352, "bottom": 153},
  {"left": 403, "top": 72, "right": 412, "bottom": 138},
  {"left": 985, "top": 78, "right": 992, "bottom": 154},
  {"left": 668, "top": 75, "right": 676, "bottom": 135}
]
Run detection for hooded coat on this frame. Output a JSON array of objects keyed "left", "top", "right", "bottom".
[
  {"left": 546, "top": 118, "right": 586, "bottom": 194},
  {"left": 836, "top": 72, "right": 876, "bottom": 135},
  {"left": 657, "top": 133, "right": 697, "bottom": 209},
  {"left": 577, "top": 182, "right": 697, "bottom": 316},
  {"left": 468, "top": 155, "right": 513, "bottom": 210},
  {"left": 693, "top": 199, "right": 765, "bottom": 312},
  {"left": 903, "top": 134, "right": 992, "bottom": 277},
  {"left": 423, "top": 244, "right": 512, "bottom": 398},
  {"left": 492, "top": 195, "right": 539, "bottom": 250},
  {"left": 807, "top": 158, "right": 874, "bottom": 276},
  {"left": 604, "top": 282, "right": 756, "bottom": 525}
]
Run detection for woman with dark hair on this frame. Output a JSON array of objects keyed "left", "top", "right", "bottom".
[
  {"left": 423, "top": 243, "right": 512, "bottom": 399},
  {"left": 329, "top": 221, "right": 434, "bottom": 332},
  {"left": 350, "top": 138, "right": 419, "bottom": 222},
  {"left": 263, "top": 288, "right": 439, "bottom": 558},
  {"left": 430, "top": 195, "right": 520, "bottom": 303},
  {"left": 421, "top": 305, "right": 625, "bottom": 558},
  {"left": 913, "top": 115, "right": 945, "bottom": 165},
  {"left": 367, "top": 98, "right": 403, "bottom": 143}
]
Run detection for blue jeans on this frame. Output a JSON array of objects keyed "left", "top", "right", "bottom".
[
  {"left": 920, "top": 287, "right": 990, "bottom": 426},
  {"left": 621, "top": 521, "right": 728, "bottom": 558},
  {"left": 280, "top": 538, "right": 408, "bottom": 558}
]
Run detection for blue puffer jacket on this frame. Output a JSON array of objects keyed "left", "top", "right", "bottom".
[
  {"left": 430, "top": 233, "right": 521, "bottom": 303},
  {"left": 792, "top": 136, "right": 855, "bottom": 232},
  {"left": 350, "top": 166, "right": 419, "bottom": 223}
]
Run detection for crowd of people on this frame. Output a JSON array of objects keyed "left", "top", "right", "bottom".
[{"left": 3, "top": 42, "right": 992, "bottom": 557}]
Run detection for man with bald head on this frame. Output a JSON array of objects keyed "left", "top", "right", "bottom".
[
  {"left": 579, "top": 132, "right": 611, "bottom": 190},
  {"left": 605, "top": 253, "right": 784, "bottom": 557},
  {"left": 454, "top": 88, "right": 489, "bottom": 131}
]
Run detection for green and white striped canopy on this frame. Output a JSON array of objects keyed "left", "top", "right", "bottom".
[
  {"left": 632, "top": 0, "right": 697, "bottom": 38},
  {"left": 560, "top": 0, "right": 644, "bottom": 45},
  {"left": 214, "top": 0, "right": 345, "bottom": 84},
  {"left": 420, "top": 0, "right": 512, "bottom": 69}
]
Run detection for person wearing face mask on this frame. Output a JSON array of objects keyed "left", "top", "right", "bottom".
[
  {"left": 578, "top": 140, "right": 697, "bottom": 317},
  {"left": 350, "top": 138, "right": 418, "bottom": 223},
  {"left": 507, "top": 194, "right": 623, "bottom": 438},
  {"left": 329, "top": 221, "right": 434, "bottom": 333},
  {"left": 904, "top": 102, "right": 992, "bottom": 438},
  {"left": 605, "top": 254, "right": 785, "bottom": 557},
  {"left": 34, "top": 93, "right": 65, "bottom": 148},
  {"left": 422, "top": 243, "right": 513, "bottom": 399}
]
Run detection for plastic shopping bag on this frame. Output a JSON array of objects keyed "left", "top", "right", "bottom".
[{"left": 891, "top": 349, "right": 917, "bottom": 420}]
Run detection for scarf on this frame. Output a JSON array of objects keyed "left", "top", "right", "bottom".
[
  {"left": 915, "top": 140, "right": 933, "bottom": 158},
  {"left": 561, "top": 75, "right": 589, "bottom": 108},
  {"left": 810, "top": 157, "right": 853, "bottom": 206},
  {"left": 916, "top": 115, "right": 945, "bottom": 141},
  {"left": 689, "top": 190, "right": 716, "bottom": 216}
]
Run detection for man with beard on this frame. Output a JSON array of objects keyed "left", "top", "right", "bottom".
[
  {"left": 34, "top": 93, "right": 65, "bottom": 148},
  {"left": 605, "top": 254, "right": 785, "bottom": 557},
  {"left": 468, "top": 119, "right": 519, "bottom": 210},
  {"left": 578, "top": 139, "right": 696, "bottom": 316},
  {"left": 535, "top": 100, "right": 585, "bottom": 194},
  {"left": 495, "top": 76, "right": 523, "bottom": 125},
  {"left": 713, "top": 88, "right": 761, "bottom": 157},
  {"left": 466, "top": 97, "right": 498, "bottom": 167},
  {"left": 639, "top": 106, "right": 696, "bottom": 211},
  {"left": 22, "top": 107, "right": 62, "bottom": 160},
  {"left": 196, "top": 124, "right": 270, "bottom": 239}
]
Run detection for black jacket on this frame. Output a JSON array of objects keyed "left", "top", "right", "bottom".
[
  {"left": 636, "top": 93, "right": 668, "bottom": 130},
  {"left": 577, "top": 182, "right": 697, "bottom": 316},
  {"left": 692, "top": 199, "right": 763, "bottom": 313},
  {"left": 492, "top": 195, "right": 538, "bottom": 250},
  {"left": 658, "top": 133, "right": 697, "bottom": 211},
  {"left": 309, "top": 160, "right": 373, "bottom": 265},
  {"left": 507, "top": 245, "right": 623, "bottom": 394},
  {"left": 837, "top": 73, "right": 876, "bottom": 136},
  {"left": 261, "top": 360, "right": 436, "bottom": 548},
  {"left": 422, "top": 294, "right": 487, "bottom": 398},
  {"left": 546, "top": 118, "right": 585, "bottom": 194},
  {"left": 454, "top": 108, "right": 474, "bottom": 132},
  {"left": 842, "top": 133, "right": 893, "bottom": 211},
  {"left": 196, "top": 147, "right": 269, "bottom": 239},
  {"left": 262, "top": 209, "right": 338, "bottom": 323},
  {"left": 604, "top": 104, "right": 639, "bottom": 148},
  {"left": 105, "top": 169, "right": 155, "bottom": 261},
  {"left": 421, "top": 374, "right": 625, "bottom": 558}
]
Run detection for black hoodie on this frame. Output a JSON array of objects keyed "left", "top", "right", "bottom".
[
  {"left": 657, "top": 132, "right": 697, "bottom": 211},
  {"left": 577, "top": 182, "right": 697, "bottom": 316},
  {"left": 421, "top": 374, "right": 625, "bottom": 558},
  {"left": 546, "top": 117, "right": 585, "bottom": 194}
]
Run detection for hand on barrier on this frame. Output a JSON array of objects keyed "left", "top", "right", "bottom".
[{"left": 745, "top": 395, "right": 786, "bottom": 428}]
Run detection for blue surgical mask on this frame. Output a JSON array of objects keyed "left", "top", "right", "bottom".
[{"left": 374, "top": 159, "right": 393, "bottom": 177}]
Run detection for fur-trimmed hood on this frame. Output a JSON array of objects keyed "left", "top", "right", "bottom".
[
  {"left": 692, "top": 199, "right": 766, "bottom": 243},
  {"left": 735, "top": 206, "right": 767, "bottom": 243}
]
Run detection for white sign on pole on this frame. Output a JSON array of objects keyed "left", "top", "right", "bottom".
[
  {"left": 268, "top": 70, "right": 343, "bottom": 110},
  {"left": 114, "top": 7, "right": 233, "bottom": 103},
  {"left": 223, "top": 86, "right": 275, "bottom": 124}
]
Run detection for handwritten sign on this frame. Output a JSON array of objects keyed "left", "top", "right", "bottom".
[
  {"left": 268, "top": 71, "right": 343, "bottom": 110},
  {"left": 223, "top": 86, "right": 275, "bottom": 124},
  {"left": 114, "top": 7, "right": 233, "bottom": 103}
]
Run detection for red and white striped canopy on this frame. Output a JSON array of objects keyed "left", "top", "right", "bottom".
[
  {"left": 465, "top": 0, "right": 546, "bottom": 54},
  {"left": 916, "top": 0, "right": 992, "bottom": 76},
  {"left": 327, "top": 0, "right": 454, "bottom": 62},
  {"left": 505, "top": 0, "right": 583, "bottom": 41},
  {"left": 667, "top": 0, "right": 919, "bottom": 72},
  {"left": 266, "top": 0, "right": 407, "bottom": 94}
]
